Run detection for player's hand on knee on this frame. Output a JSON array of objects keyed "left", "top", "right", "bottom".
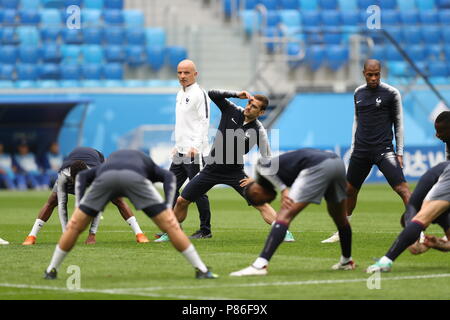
[{"left": 239, "top": 177, "right": 253, "bottom": 187}]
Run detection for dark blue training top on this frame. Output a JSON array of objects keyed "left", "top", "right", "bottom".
[
  {"left": 76, "top": 149, "right": 176, "bottom": 206},
  {"left": 207, "top": 90, "right": 271, "bottom": 172},
  {"left": 59, "top": 147, "right": 105, "bottom": 172},
  {"left": 256, "top": 148, "right": 339, "bottom": 189},
  {"left": 352, "top": 82, "right": 404, "bottom": 154}
]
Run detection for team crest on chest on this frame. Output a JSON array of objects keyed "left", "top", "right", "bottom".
[{"left": 376, "top": 97, "right": 382, "bottom": 107}]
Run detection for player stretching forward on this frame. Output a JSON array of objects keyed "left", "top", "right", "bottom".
[
  {"left": 43, "top": 150, "right": 217, "bottom": 280},
  {"left": 231, "top": 149, "right": 354, "bottom": 276},
  {"left": 23, "top": 147, "right": 149, "bottom": 245}
]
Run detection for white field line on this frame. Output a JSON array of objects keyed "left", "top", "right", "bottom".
[{"left": 1, "top": 273, "right": 449, "bottom": 299}]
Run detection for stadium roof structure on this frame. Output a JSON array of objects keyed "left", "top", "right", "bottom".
[{"left": 0, "top": 96, "right": 91, "bottom": 155}]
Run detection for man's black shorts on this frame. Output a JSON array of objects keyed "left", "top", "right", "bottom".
[{"left": 347, "top": 147, "right": 406, "bottom": 190}]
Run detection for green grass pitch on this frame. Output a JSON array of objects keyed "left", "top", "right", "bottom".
[{"left": 0, "top": 184, "right": 449, "bottom": 300}]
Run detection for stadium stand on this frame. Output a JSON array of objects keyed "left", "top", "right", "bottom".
[{"left": 0, "top": 0, "right": 188, "bottom": 88}]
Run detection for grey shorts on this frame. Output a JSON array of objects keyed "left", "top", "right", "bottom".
[
  {"left": 79, "top": 169, "right": 165, "bottom": 216},
  {"left": 289, "top": 157, "right": 347, "bottom": 204},
  {"left": 425, "top": 163, "right": 450, "bottom": 202}
]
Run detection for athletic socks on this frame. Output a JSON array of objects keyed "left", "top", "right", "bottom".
[
  {"left": 126, "top": 216, "right": 143, "bottom": 235},
  {"left": 253, "top": 257, "right": 269, "bottom": 269},
  {"left": 386, "top": 220, "right": 425, "bottom": 261},
  {"left": 46, "top": 245, "right": 68, "bottom": 273},
  {"left": 29, "top": 219, "right": 45, "bottom": 237},
  {"left": 260, "top": 221, "right": 289, "bottom": 262},
  {"left": 337, "top": 223, "right": 352, "bottom": 259},
  {"left": 181, "top": 244, "right": 208, "bottom": 273},
  {"left": 89, "top": 212, "right": 102, "bottom": 235}
]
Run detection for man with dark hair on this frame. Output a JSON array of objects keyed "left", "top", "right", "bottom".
[
  {"left": 367, "top": 111, "right": 450, "bottom": 272},
  {"left": 322, "top": 59, "right": 411, "bottom": 243},
  {"left": 44, "top": 150, "right": 217, "bottom": 280},
  {"left": 156, "top": 89, "right": 294, "bottom": 242},
  {"left": 23, "top": 147, "right": 149, "bottom": 245},
  {"left": 230, "top": 148, "right": 354, "bottom": 276}
]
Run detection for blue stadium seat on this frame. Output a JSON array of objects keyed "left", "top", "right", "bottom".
[
  {"left": 39, "top": 63, "right": 60, "bottom": 79},
  {"left": 286, "top": 42, "right": 302, "bottom": 69},
  {"left": 386, "top": 27, "right": 403, "bottom": 44},
  {"left": 37, "top": 80, "right": 59, "bottom": 88},
  {"left": 0, "top": 65, "right": 15, "bottom": 80},
  {"left": 126, "top": 27, "right": 146, "bottom": 45},
  {"left": 0, "top": 80, "right": 14, "bottom": 88},
  {"left": 409, "top": 45, "right": 426, "bottom": 62},
  {"left": 82, "top": 45, "right": 104, "bottom": 63},
  {"left": 126, "top": 45, "right": 146, "bottom": 67},
  {"left": 338, "top": 0, "right": 357, "bottom": 10},
  {"left": 41, "top": 26, "right": 61, "bottom": 42},
  {"left": 425, "top": 44, "right": 442, "bottom": 60},
  {"left": 386, "top": 45, "right": 403, "bottom": 61},
  {"left": 242, "top": 0, "right": 258, "bottom": 10},
  {"left": 123, "top": 10, "right": 144, "bottom": 27},
  {"left": 321, "top": 10, "right": 340, "bottom": 31},
  {"left": 21, "top": 0, "right": 41, "bottom": 9},
  {"left": 102, "top": 80, "right": 122, "bottom": 87},
  {"left": 419, "top": 10, "right": 439, "bottom": 24},
  {"left": 445, "top": 45, "right": 450, "bottom": 60},
  {"left": 123, "top": 80, "right": 146, "bottom": 88},
  {"left": 16, "top": 64, "right": 38, "bottom": 80},
  {"left": 399, "top": 10, "right": 419, "bottom": 24},
  {"left": 279, "top": 10, "right": 301, "bottom": 28},
  {"left": 266, "top": 10, "right": 280, "bottom": 28},
  {"left": 319, "top": 0, "right": 338, "bottom": 9},
  {"left": 422, "top": 26, "right": 441, "bottom": 44},
  {"left": 65, "top": 0, "right": 83, "bottom": 7},
  {"left": 340, "top": 10, "right": 359, "bottom": 33},
  {"left": 260, "top": 0, "right": 278, "bottom": 10},
  {"left": 397, "top": 0, "right": 416, "bottom": 10},
  {"left": 1, "top": 27, "right": 18, "bottom": 44},
  {"left": 402, "top": 26, "right": 421, "bottom": 44},
  {"left": 146, "top": 46, "right": 165, "bottom": 71},
  {"left": 382, "top": 10, "right": 400, "bottom": 26},
  {"left": 84, "top": 0, "right": 103, "bottom": 9},
  {"left": 428, "top": 61, "right": 449, "bottom": 77},
  {"left": 240, "top": 10, "right": 260, "bottom": 35},
  {"left": 18, "top": 45, "right": 40, "bottom": 63},
  {"left": 280, "top": 0, "right": 298, "bottom": 9},
  {"left": 301, "top": 10, "right": 320, "bottom": 32},
  {"left": 61, "top": 63, "right": 81, "bottom": 80},
  {"left": 368, "top": 45, "right": 386, "bottom": 60},
  {"left": 145, "top": 27, "right": 166, "bottom": 47},
  {"left": 82, "top": 9, "right": 102, "bottom": 27},
  {"left": 16, "top": 26, "right": 40, "bottom": 45},
  {"left": 166, "top": 46, "right": 187, "bottom": 71},
  {"left": 3, "top": 9, "right": 18, "bottom": 25},
  {"left": 104, "top": 45, "right": 125, "bottom": 62},
  {"left": 62, "top": 28, "right": 83, "bottom": 44},
  {"left": 1, "top": 0, "right": 19, "bottom": 9},
  {"left": 41, "top": 9, "right": 62, "bottom": 26},
  {"left": 103, "top": 63, "right": 123, "bottom": 79},
  {"left": 442, "top": 28, "right": 450, "bottom": 43},
  {"left": 438, "top": 10, "right": 450, "bottom": 24},
  {"left": 326, "top": 45, "right": 349, "bottom": 70},
  {"left": 83, "top": 27, "right": 103, "bottom": 44},
  {"left": 103, "top": 9, "right": 124, "bottom": 24},
  {"left": 104, "top": 26, "right": 125, "bottom": 44},
  {"left": 82, "top": 63, "right": 102, "bottom": 79},
  {"left": 299, "top": 0, "right": 318, "bottom": 10},
  {"left": 379, "top": 0, "right": 397, "bottom": 9},
  {"left": 19, "top": 10, "right": 40, "bottom": 24},
  {"left": 60, "top": 80, "right": 80, "bottom": 87},
  {"left": 263, "top": 27, "right": 281, "bottom": 53},
  {"left": 80, "top": 80, "right": 102, "bottom": 87},
  {"left": 323, "top": 32, "right": 342, "bottom": 44},
  {"left": 42, "top": 44, "right": 62, "bottom": 63},
  {"left": 61, "top": 44, "right": 81, "bottom": 62},
  {"left": 387, "top": 61, "right": 407, "bottom": 77},
  {"left": 305, "top": 45, "right": 325, "bottom": 71},
  {"left": 15, "top": 80, "right": 37, "bottom": 88},
  {"left": 416, "top": 0, "right": 436, "bottom": 10},
  {"left": 357, "top": 0, "right": 379, "bottom": 9},
  {"left": 0, "top": 45, "right": 17, "bottom": 64},
  {"left": 437, "top": 0, "right": 450, "bottom": 8},
  {"left": 104, "top": 0, "right": 123, "bottom": 9}
]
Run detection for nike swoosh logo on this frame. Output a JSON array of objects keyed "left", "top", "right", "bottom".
[
  {"left": 231, "top": 118, "right": 237, "bottom": 124},
  {"left": 356, "top": 100, "right": 362, "bottom": 104}
]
